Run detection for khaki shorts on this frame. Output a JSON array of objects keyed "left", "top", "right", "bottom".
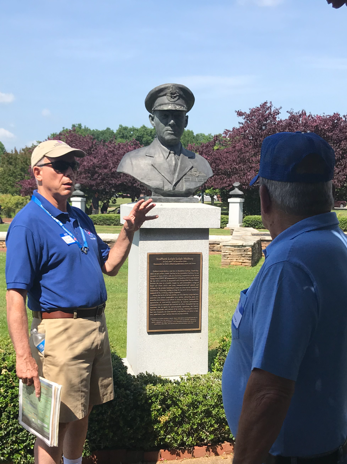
[{"left": 30, "top": 312, "right": 114, "bottom": 423}]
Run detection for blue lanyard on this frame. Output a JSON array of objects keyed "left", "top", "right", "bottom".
[{"left": 32, "top": 196, "right": 89, "bottom": 254}]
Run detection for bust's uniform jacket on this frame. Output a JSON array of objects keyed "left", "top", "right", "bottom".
[{"left": 117, "top": 138, "right": 213, "bottom": 197}]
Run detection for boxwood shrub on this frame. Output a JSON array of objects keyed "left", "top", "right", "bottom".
[
  {"left": 242, "top": 215, "right": 264, "bottom": 229},
  {"left": 339, "top": 217, "right": 347, "bottom": 232},
  {"left": 0, "top": 195, "right": 30, "bottom": 218},
  {"left": 210, "top": 333, "right": 232, "bottom": 373},
  {"left": 220, "top": 215, "right": 228, "bottom": 229},
  {"left": 1, "top": 345, "right": 233, "bottom": 462},
  {"left": 89, "top": 214, "right": 121, "bottom": 226},
  {"left": 0, "top": 344, "right": 35, "bottom": 464}
]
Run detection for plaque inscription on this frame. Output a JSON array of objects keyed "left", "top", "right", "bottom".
[{"left": 147, "top": 253, "right": 202, "bottom": 333}]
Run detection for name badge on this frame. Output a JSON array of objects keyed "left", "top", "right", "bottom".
[
  {"left": 60, "top": 233, "right": 76, "bottom": 245},
  {"left": 232, "top": 301, "right": 244, "bottom": 329}
]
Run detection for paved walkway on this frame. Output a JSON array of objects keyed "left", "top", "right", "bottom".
[{"left": 158, "top": 456, "right": 233, "bottom": 464}]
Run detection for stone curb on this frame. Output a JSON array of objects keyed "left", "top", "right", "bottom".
[{"left": 82, "top": 442, "right": 234, "bottom": 464}]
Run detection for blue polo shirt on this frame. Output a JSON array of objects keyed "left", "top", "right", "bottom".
[
  {"left": 222, "top": 212, "right": 347, "bottom": 457},
  {"left": 6, "top": 191, "right": 110, "bottom": 311}
]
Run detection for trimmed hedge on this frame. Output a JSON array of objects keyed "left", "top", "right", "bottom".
[
  {"left": 1, "top": 344, "right": 232, "bottom": 462},
  {"left": 210, "top": 333, "right": 231, "bottom": 373},
  {"left": 0, "top": 194, "right": 30, "bottom": 218},
  {"left": 339, "top": 217, "right": 347, "bottom": 232},
  {"left": 0, "top": 344, "right": 35, "bottom": 463},
  {"left": 242, "top": 215, "right": 264, "bottom": 229},
  {"left": 243, "top": 214, "right": 347, "bottom": 232},
  {"left": 220, "top": 215, "right": 228, "bottom": 228},
  {"left": 89, "top": 214, "right": 230, "bottom": 229},
  {"left": 89, "top": 214, "right": 121, "bottom": 226}
]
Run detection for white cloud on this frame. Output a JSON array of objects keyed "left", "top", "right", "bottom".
[
  {"left": 0, "top": 92, "right": 15, "bottom": 103},
  {"left": 42, "top": 109, "right": 51, "bottom": 117},
  {"left": 0, "top": 128, "right": 15, "bottom": 139},
  {"left": 237, "top": 0, "right": 283, "bottom": 6},
  {"left": 308, "top": 57, "right": 347, "bottom": 70}
]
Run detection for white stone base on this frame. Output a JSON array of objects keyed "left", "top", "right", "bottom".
[
  {"left": 227, "top": 197, "right": 244, "bottom": 228},
  {"left": 120, "top": 202, "right": 220, "bottom": 377},
  {"left": 71, "top": 197, "right": 86, "bottom": 212}
]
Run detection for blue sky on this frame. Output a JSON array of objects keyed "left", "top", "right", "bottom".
[{"left": 1, "top": 0, "right": 346, "bottom": 151}]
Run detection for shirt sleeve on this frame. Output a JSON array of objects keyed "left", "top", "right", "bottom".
[
  {"left": 6, "top": 225, "right": 40, "bottom": 290},
  {"left": 96, "top": 234, "right": 111, "bottom": 265},
  {"left": 252, "top": 261, "right": 319, "bottom": 381}
]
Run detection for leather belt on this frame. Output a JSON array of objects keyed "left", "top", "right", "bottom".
[
  {"left": 33, "top": 303, "right": 106, "bottom": 320},
  {"left": 266, "top": 438, "right": 347, "bottom": 464}
]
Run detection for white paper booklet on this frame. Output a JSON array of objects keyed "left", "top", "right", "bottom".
[{"left": 19, "top": 377, "right": 62, "bottom": 447}]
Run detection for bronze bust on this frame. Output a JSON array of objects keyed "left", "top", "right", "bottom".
[{"left": 117, "top": 84, "right": 213, "bottom": 199}]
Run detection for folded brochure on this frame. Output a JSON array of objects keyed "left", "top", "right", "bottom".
[{"left": 19, "top": 377, "right": 62, "bottom": 447}]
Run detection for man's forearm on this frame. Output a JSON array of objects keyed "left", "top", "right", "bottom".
[
  {"left": 233, "top": 369, "right": 295, "bottom": 464},
  {"left": 6, "top": 289, "right": 31, "bottom": 358},
  {"left": 102, "top": 225, "right": 134, "bottom": 276},
  {"left": 102, "top": 198, "right": 158, "bottom": 276},
  {"left": 7, "top": 289, "right": 41, "bottom": 396}
]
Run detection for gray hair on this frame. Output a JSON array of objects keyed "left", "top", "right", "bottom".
[{"left": 259, "top": 177, "right": 334, "bottom": 216}]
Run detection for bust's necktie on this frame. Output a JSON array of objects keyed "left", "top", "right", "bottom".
[{"left": 168, "top": 150, "right": 177, "bottom": 171}]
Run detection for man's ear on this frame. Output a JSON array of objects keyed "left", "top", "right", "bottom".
[
  {"left": 149, "top": 113, "right": 155, "bottom": 128},
  {"left": 32, "top": 166, "right": 42, "bottom": 183},
  {"left": 259, "top": 184, "right": 272, "bottom": 215},
  {"left": 184, "top": 115, "right": 188, "bottom": 128}
]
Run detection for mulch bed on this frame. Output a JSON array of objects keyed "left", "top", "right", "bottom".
[{"left": 82, "top": 443, "right": 234, "bottom": 464}]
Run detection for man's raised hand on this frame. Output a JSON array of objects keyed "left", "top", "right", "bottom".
[{"left": 123, "top": 199, "right": 158, "bottom": 232}]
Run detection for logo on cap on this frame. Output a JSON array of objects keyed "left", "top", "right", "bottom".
[{"left": 166, "top": 86, "right": 180, "bottom": 102}]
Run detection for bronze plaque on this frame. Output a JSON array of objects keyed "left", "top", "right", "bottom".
[{"left": 147, "top": 253, "right": 202, "bottom": 333}]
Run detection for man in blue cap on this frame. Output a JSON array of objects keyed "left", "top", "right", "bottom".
[{"left": 222, "top": 132, "right": 347, "bottom": 464}]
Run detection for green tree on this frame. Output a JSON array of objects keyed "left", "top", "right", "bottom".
[
  {"left": 114, "top": 124, "right": 156, "bottom": 145},
  {"left": 181, "top": 130, "right": 214, "bottom": 148},
  {"left": 50, "top": 124, "right": 117, "bottom": 143},
  {"left": 50, "top": 124, "right": 213, "bottom": 149},
  {"left": 50, "top": 123, "right": 156, "bottom": 146},
  {"left": 0, "top": 147, "right": 32, "bottom": 195},
  {"left": 0, "top": 141, "right": 5, "bottom": 158}
]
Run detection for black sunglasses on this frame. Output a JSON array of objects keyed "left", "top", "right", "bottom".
[{"left": 37, "top": 160, "right": 80, "bottom": 174}]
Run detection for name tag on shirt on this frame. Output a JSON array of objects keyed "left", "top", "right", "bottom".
[
  {"left": 232, "top": 302, "right": 244, "bottom": 329},
  {"left": 60, "top": 233, "right": 76, "bottom": 245}
]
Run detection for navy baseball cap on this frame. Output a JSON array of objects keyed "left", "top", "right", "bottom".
[{"left": 250, "top": 132, "right": 335, "bottom": 186}]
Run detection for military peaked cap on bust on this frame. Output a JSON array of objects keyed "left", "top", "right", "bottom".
[{"left": 145, "top": 83, "right": 195, "bottom": 113}]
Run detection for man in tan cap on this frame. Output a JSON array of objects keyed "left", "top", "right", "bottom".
[
  {"left": 117, "top": 83, "right": 213, "bottom": 198},
  {"left": 6, "top": 140, "right": 157, "bottom": 464}
]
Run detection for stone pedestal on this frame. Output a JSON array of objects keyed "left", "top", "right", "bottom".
[
  {"left": 227, "top": 197, "right": 244, "bottom": 228},
  {"left": 120, "top": 202, "right": 220, "bottom": 378},
  {"left": 71, "top": 196, "right": 86, "bottom": 212}
]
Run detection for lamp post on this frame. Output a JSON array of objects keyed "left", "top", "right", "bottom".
[
  {"left": 71, "top": 184, "right": 86, "bottom": 213},
  {"left": 227, "top": 182, "right": 244, "bottom": 228}
]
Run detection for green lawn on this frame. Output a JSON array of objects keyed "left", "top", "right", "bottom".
[
  {"left": 0, "top": 223, "right": 232, "bottom": 235},
  {"left": 94, "top": 227, "right": 231, "bottom": 235},
  {"left": 0, "top": 252, "right": 264, "bottom": 357}
]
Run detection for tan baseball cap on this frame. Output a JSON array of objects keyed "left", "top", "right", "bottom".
[{"left": 31, "top": 140, "right": 86, "bottom": 168}]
